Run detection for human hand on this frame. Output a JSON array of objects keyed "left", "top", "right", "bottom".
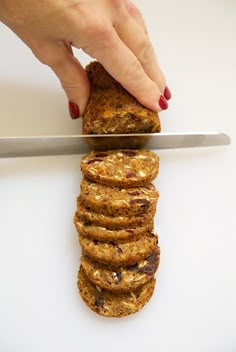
[{"left": 0, "top": 0, "right": 171, "bottom": 118}]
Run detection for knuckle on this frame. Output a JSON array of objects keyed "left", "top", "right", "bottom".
[
  {"left": 32, "top": 44, "right": 63, "bottom": 67},
  {"left": 60, "top": 79, "right": 78, "bottom": 91},
  {"left": 81, "top": 17, "right": 113, "bottom": 58},
  {"left": 107, "top": 0, "right": 123, "bottom": 9},
  {"left": 86, "top": 16, "right": 111, "bottom": 39},
  {"left": 39, "top": 53, "right": 60, "bottom": 67},
  {"left": 46, "top": 55, "right": 65, "bottom": 68},
  {"left": 123, "top": 58, "right": 158, "bottom": 107},
  {"left": 125, "top": 1, "right": 138, "bottom": 16},
  {"left": 139, "top": 39, "right": 154, "bottom": 66},
  {"left": 124, "top": 58, "right": 144, "bottom": 84}
]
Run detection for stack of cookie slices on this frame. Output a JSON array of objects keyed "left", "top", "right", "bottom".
[{"left": 74, "top": 149, "right": 160, "bottom": 318}]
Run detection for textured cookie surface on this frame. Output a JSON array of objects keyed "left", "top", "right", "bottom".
[
  {"left": 83, "top": 61, "right": 161, "bottom": 134},
  {"left": 81, "top": 247, "right": 160, "bottom": 292},
  {"left": 78, "top": 266, "right": 156, "bottom": 318},
  {"left": 79, "top": 178, "right": 159, "bottom": 217},
  {"left": 76, "top": 199, "right": 156, "bottom": 230},
  {"left": 74, "top": 214, "right": 154, "bottom": 242},
  {"left": 80, "top": 149, "right": 159, "bottom": 188},
  {"left": 79, "top": 232, "right": 158, "bottom": 266}
]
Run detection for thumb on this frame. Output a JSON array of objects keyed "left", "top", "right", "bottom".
[{"left": 49, "top": 43, "right": 90, "bottom": 118}]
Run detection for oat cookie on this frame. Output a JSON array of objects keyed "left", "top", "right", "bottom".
[
  {"left": 74, "top": 214, "right": 154, "bottom": 243},
  {"left": 79, "top": 178, "right": 159, "bottom": 217},
  {"left": 78, "top": 266, "right": 156, "bottom": 318},
  {"left": 80, "top": 149, "right": 159, "bottom": 188},
  {"left": 76, "top": 198, "right": 156, "bottom": 230},
  {"left": 79, "top": 232, "right": 158, "bottom": 266},
  {"left": 83, "top": 61, "right": 161, "bottom": 135},
  {"left": 81, "top": 247, "right": 160, "bottom": 292}
]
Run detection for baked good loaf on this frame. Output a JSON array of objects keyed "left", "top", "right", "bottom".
[
  {"left": 83, "top": 61, "right": 161, "bottom": 134},
  {"left": 75, "top": 61, "right": 162, "bottom": 318}
]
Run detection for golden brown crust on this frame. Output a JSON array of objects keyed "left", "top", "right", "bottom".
[
  {"left": 83, "top": 61, "right": 161, "bottom": 134},
  {"left": 79, "top": 232, "right": 158, "bottom": 266},
  {"left": 80, "top": 149, "right": 159, "bottom": 188},
  {"left": 81, "top": 247, "right": 160, "bottom": 292},
  {"left": 77, "top": 266, "right": 156, "bottom": 318}
]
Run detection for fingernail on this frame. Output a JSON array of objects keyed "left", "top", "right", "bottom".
[
  {"left": 69, "top": 101, "right": 80, "bottom": 119},
  {"left": 68, "top": 42, "right": 73, "bottom": 55},
  {"left": 159, "top": 96, "right": 168, "bottom": 110},
  {"left": 164, "top": 86, "right": 172, "bottom": 100}
]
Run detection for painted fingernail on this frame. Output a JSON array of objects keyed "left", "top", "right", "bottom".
[
  {"left": 159, "top": 96, "right": 168, "bottom": 110},
  {"left": 69, "top": 101, "right": 80, "bottom": 119},
  {"left": 164, "top": 86, "right": 172, "bottom": 100}
]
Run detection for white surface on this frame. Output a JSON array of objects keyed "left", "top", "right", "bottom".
[{"left": 0, "top": 1, "right": 236, "bottom": 351}]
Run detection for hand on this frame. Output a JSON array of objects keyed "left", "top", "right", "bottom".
[{"left": 0, "top": 0, "right": 171, "bottom": 118}]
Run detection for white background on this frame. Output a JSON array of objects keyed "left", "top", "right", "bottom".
[{"left": 0, "top": 0, "right": 235, "bottom": 351}]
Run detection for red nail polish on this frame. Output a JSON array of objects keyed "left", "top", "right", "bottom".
[
  {"left": 69, "top": 101, "right": 80, "bottom": 119},
  {"left": 164, "top": 86, "right": 172, "bottom": 100},
  {"left": 159, "top": 96, "right": 168, "bottom": 110}
]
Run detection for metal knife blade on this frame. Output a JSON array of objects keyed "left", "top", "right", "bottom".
[{"left": 0, "top": 132, "right": 231, "bottom": 158}]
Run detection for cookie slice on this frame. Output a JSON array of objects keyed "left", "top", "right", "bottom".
[
  {"left": 83, "top": 61, "right": 161, "bottom": 135},
  {"left": 80, "top": 149, "right": 159, "bottom": 188},
  {"left": 74, "top": 214, "right": 154, "bottom": 242},
  {"left": 78, "top": 266, "right": 156, "bottom": 318},
  {"left": 76, "top": 198, "right": 156, "bottom": 230},
  {"left": 81, "top": 247, "right": 160, "bottom": 292},
  {"left": 79, "top": 232, "right": 158, "bottom": 266},
  {"left": 79, "top": 178, "right": 159, "bottom": 217}
]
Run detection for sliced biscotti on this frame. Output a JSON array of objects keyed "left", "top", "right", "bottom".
[
  {"left": 80, "top": 149, "right": 159, "bottom": 188},
  {"left": 79, "top": 232, "right": 158, "bottom": 266},
  {"left": 77, "top": 266, "right": 156, "bottom": 318},
  {"left": 74, "top": 214, "right": 153, "bottom": 243},
  {"left": 83, "top": 61, "right": 161, "bottom": 134},
  {"left": 76, "top": 199, "right": 156, "bottom": 230},
  {"left": 81, "top": 247, "right": 160, "bottom": 292},
  {"left": 79, "top": 178, "right": 159, "bottom": 217}
]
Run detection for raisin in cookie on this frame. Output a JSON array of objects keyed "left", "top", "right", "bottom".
[
  {"left": 81, "top": 247, "right": 160, "bottom": 292},
  {"left": 80, "top": 149, "right": 159, "bottom": 188},
  {"left": 79, "top": 178, "right": 159, "bottom": 217},
  {"left": 78, "top": 266, "right": 156, "bottom": 318},
  {"left": 83, "top": 61, "right": 161, "bottom": 135},
  {"left": 79, "top": 232, "right": 158, "bottom": 266}
]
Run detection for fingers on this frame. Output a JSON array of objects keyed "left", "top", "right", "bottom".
[
  {"left": 122, "top": 0, "right": 148, "bottom": 34},
  {"left": 86, "top": 1, "right": 170, "bottom": 111},
  {"left": 115, "top": 7, "right": 167, "bottom": 100},
  {"left": 51, "top": 43, "right": 90, "bottom": 117},
  {"left": 84, "top": 25, "right": 162, "bottom": 111},
  {"left": 36, "top": 41, "right": 90, "bottom": 118}
]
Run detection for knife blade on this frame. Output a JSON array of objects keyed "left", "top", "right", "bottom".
[{"left": 0, "top": 132, "right": 231, "bottom": 158}]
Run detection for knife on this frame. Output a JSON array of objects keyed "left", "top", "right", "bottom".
[{"left": 0, "top": 132, "right": 231, "bottom": 158}]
